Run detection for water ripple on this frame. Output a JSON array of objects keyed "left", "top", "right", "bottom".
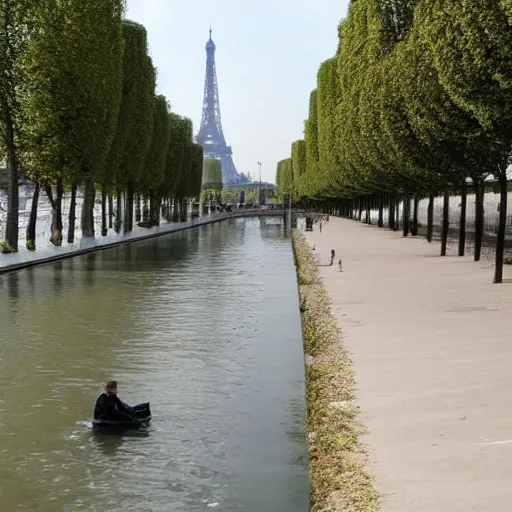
[{"left": 0, "top": 218, "right": 308, "bottom": 511}]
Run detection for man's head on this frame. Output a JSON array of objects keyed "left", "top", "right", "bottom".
[{"left": 105, "top": 380, "right": 118, "bottom": 396}]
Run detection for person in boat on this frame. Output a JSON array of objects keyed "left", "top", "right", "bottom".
[{"left": 94, "top": 380, "right": 137, "bottom": 422}]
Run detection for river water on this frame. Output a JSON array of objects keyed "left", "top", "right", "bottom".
[{"left": 0, "top": 218, "right": 309, "bottom": 511}]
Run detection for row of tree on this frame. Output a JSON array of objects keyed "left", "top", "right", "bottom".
[
  {"left": 0, "top": 1, "right": 202, "bottom": 253},
  {"left": 276, "top": 0, "right": 512, "bottom": 283}
]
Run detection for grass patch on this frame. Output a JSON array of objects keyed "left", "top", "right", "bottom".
[
  {"left": 292, "top": 229, "right": 380, "bottom": 512},
  {"left": 0, "top": 240, "right": 15, "bottom": 254}
]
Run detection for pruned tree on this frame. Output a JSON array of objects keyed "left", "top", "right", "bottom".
[
  {"left": 276, "top": 158, "right": 294, "bottom": 198},
  {"left": 106, "top": 20, "right": 155, "bottom": 233},
  {"left": 291, "top": 140, "right": 306, "bottom": 184},
  {"left": 422, "top": 0, "right": 512, "bottom": 282},
  {"left": 0, "top": 0, "right": 33, "bottom": 251},
  {"left": 22, "top": 0, "right": 125, "bottom": 243},
  {"left": 139, "top": 95, "right": 171, "bottom": 225}
]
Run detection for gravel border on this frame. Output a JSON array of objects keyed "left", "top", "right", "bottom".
[{"left": 292, "top": 229, "right": 380, "bottom": 512}]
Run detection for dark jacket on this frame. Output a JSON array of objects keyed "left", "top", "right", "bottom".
[{"left": 93, "top": 393, "right": 135, "bottom": 422}]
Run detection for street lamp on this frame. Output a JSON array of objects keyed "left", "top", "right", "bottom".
[{"left": 257, "top": 161, "right": 262, "bottom": 207}]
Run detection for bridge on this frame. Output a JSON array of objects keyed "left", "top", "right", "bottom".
[{"left": 225, "top": 182, "right": 276, "bottom": 191}]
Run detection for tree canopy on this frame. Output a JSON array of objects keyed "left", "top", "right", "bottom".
[
  {"left": 275, "top": 0, "right": 512, "bottom": 282},
  {"left": 0, "top": 4, "right": 203, "bottom": 251}
]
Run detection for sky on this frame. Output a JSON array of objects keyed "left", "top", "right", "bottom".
[{"left": 125, "top": 0, "right": 350, "bottom": 184}]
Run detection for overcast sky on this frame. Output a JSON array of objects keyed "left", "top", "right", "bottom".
[{"left": 125, "top": 0, "right": 349, "bottom": 183}]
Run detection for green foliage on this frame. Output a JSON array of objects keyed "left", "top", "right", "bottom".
[
  {"left": 304, "top": 89, "right": 319, "bottom": 170},
  {"left": 0, "top": 2, "right": 200, "bottom": 247},
  {"left": 276, "top": 158, "right": 293, "bottom": 197},
  {"left": 177, "top": 142, "right": 203, "bottom": 199},
  {"left": 140, "top": 95, "right": 171, "bottom": 194},
  {"left": 0, "top": 240, "right": 15, "bottom": 253},
  {"left": 0, "top": 0, "right": 36, "bottom": 249},
  {"left": 291, "top": 140, "right": 306, "bottom": 179},
  {"left": 316, "top": 57, "right": 345, "bottom": 198},
  {"left": 189, "top": 143, "right": 204, "bottom": 198},
  {"left": 172, "top": 117, "right": 195, "bottom": 198},
  {"left": 107, "top": 20, "right": 155, "bottom": 190},
  {"left": 0, "top": 0, "right": 32, "bottom": 147},
  {"left": 21, "top": 0, "right": 125, "bottom": 184},
  {"left": 277, "top": 0, "right": 512, "bottom": 207},
  {"left": 202, "top": 158, "right": 223, "bottom": 190},
  {"left": 378, "top": 0, "right": 418, "bottom": 46},
  {"left": 300, "top": 89, "right": 321, "bottom": 199},
  {"left": 421, "top": 1, "right": 512, "bottom": 137},
  {"left": 160, "top": 114, "right": 194, "bottom": 199}
]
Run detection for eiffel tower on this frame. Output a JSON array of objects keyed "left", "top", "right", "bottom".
[{"left": 196, "top": 29, "right": 242, "bottom": 185}]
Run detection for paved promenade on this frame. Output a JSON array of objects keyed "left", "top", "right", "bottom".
[{"left": 303, "top": 217, "right": 512, "bottom": 512}]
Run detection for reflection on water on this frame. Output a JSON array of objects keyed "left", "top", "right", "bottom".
[{"left": 0, "top": 218, "right": 308, "bottom": 511}]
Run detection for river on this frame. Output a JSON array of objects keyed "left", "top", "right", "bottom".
[{"left": 0, "top": 217, "right": 309, "bottom": 511}]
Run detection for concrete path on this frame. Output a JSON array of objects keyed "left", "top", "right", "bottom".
[{"left": 303, "top": 217, "right": 512, "bottom": 512}]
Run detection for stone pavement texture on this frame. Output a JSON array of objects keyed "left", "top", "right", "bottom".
[{"left": 303, "top": 217, "right": 512, "bottom": 512}]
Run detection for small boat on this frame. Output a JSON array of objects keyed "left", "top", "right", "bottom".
[{"left": 92, "top": 402, "right": 151, "bottom": 430}]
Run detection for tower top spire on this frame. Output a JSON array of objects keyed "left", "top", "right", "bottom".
[{"left": 206, "top": 25, "right": 215, "bottom": 51}]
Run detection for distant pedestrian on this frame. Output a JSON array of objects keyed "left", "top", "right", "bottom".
[
  {"left": 330, "top": 249, "right": 335, "bottom": 266},
  {"left": 338, "top": 259, "right": 343, "bottom": 272}
]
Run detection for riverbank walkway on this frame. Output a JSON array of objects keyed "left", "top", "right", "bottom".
[{"left": 303, "top": 217, "right": 512, "bottom": 512}]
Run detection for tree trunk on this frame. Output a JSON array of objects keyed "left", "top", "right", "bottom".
[
  {"left": 4, "top": 113, "right": 18, "bottom": 251},
  {"left": 149, "top": 194, "right": 154, "bottom": 223},
  {"left": 173, "top": 197, "right": 179, "bottom": 221},
  {"left": 170, "top": 198, "right": 175, "bottom": 220},
  {"left": 81, "top": 180, "right": 95, "bottom": 238},
  {"left": 473, "top": 178, "right": 484, "bottom": 262},
  {"left": 67, "top": 184, "right": 77, "bottom": 244},
  {"left": 150, "top": 193, "right": 161, "bottom": 225},
  {"left": 180, "top": 197, "right": 187, "bottom": 222},
  {"left": 493, "top": 172, "right": 508, "bottom": 284},
  {"left": 135, "top": 194, "right": 142, "bottom": 222},
  {"left": 458, "top": 181, "right": 467, "bottom": 257},
  {"left": 427, "top": 195, "right": 434, "bottom": 243},
  {"left": 366, "top": 196, "right": 371, "bottom": 224},
  {"left": 378, "top": 196, "right": 384, "bottom": 227},
  {"left": 142, "top": 197, "right": 149, "bottom": 222},
  {"left": 411, "top": 197, "right": 419, "bottom": 236},
  {"left": 101, "top": 188, "right": 108, "bottom": 236},
  {"left": 115, "top": 190, "right": 122, "bottom": 233},
  {"left": 389, "top": 195, "right": 396, "bottom": 230},
  {"left": 441, "top": 192, "right": 450, "bottom": 256},
  {"left": 124, "top": 183, "right": 134, "bottom": 232},
  {"left": 26, "top": 182, "right": 40, "bottom": 251},
  {"left": 108, "top": 194, "right": 114, "bottom": 229},
  {"left": 47, "top": 177, "right": 64, "bottom": 246},
  {"left": 402, "top": 198, "right": 410, "bottom": 237}
]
